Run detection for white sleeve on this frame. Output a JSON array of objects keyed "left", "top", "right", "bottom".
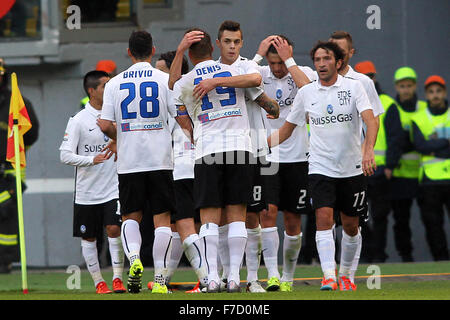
[
  {"left": 101, "top": 81, "right": 116, "bottom": 121},
  {"left": 354, "top": 81, "right": 373, "bottom": 114},
  {"left": 286, "top": 89, "right": 306, "bottom": 127},
  {"left": 363, "top": 78, "right": 384, "bottom": 117},
  {"left": 167, "top": 89, "right": 177, "bottom": 117},
  {"left": 60, "top": 150, "right": 95, "bottom": 167},
  {"left": 241, "top": 61, "right": 264, "bottom": 101},
  {"left": 172, "top": 80, "right": 184, "bottom": 106},
  {"left": 298, "top": 66, "right": 317, "bottom": 82},
  {"left": 59, "top": 118, "right": 94, "bottom": 166}
]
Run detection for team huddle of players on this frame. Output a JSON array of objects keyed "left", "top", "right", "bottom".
[{"left": 60, "top": 20, "right": 380, "bottom": 294}]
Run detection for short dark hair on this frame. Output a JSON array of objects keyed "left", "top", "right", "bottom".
[
  {"left": 158, "top": 51, "right": 189, "bottom": 75},
  {"left": 186, "top": 28, "right": 213, "bottom": 59},
  {"left": 129, "top": 30, "right": 153, "bottom": 60},
  {"left": 83, "top": 70, "right": 109, "bottom": 97},
  {"left": 267, "top": 35, "right": 293, "bottom": 55},
  {"left": 330, "top": 30, "right": 354, "bottom": 50},
  {"left": 217, "top": 20, "right": 242, "bottom": 40},
  {"left": 310, "top": 41, "right": 345, "bottom": 66}
]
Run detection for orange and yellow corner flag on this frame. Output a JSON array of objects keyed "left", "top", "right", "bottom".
[{"left": 6, "top": 72, "right": 32, "bottom": 169}]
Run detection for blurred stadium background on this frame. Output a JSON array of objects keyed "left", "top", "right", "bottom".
[{"left": 0, "top": 0, "right": 448, "bottom": 268}]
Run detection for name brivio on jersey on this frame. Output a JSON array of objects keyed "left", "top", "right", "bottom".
[
  {"left": 196, "top": 64, "right": 221, "bottom": 76},
  {"left": 123, "top": 70, "right": 153, "bottom": 78},
  {"left": 310, "top": 112, "right": 353, "bottom": 126}
]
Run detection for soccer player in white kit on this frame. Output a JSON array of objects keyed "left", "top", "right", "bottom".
[
  {"left": 170, "top": 28, "right": 262, "bottom": 293},
  {"left": 60, "top": 70, "right": 125, "bottom": 294},
  {"left": 252, "top": 35, "right": 316, "bottom": 292},
  {"left": 214, "top": 20, "right": 280, "bottom": 294},
  {"left": 99, "top": 30, "right": 187, "bottom": 294},
  {"left": 268, "top": 41, "right": 378, "bottom": 291}
]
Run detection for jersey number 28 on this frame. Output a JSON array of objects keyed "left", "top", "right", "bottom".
[{"left": 120, "top": 81, "right": 159, "bottom": 119}]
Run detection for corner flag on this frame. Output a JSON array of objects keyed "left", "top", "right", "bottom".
[
  {"left": 6, "top": 72, "right": 32, "bottom": 168},
  {"left": 5, "top": 72, "right": 31, "bottom": 294}
]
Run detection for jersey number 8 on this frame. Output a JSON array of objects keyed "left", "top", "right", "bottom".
[{"left": 120, "top": 81, "right": 159, "bottom": 119}]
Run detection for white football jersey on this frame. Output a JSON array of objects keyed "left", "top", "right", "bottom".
[
  {"left": 59, "top": 103, "right": 119, "bottom": 205},
  {"left": 219, "top": 56, "right": 268, "bottom": 157},
  {"left": 169, "top": 116, "right": 195, "bottom": 180},
  {"left": 259, "top": 65, "right": 316, "bottom": 163},
  {"left": 309, "top": 66, "right": 383, "bottom": 117},
  {"left": 287, "top": 75, "right": 373, "bottom": 178},
  {"left": 101, "top": 62, "right": 176, "bottom": 174},
  {"left": 172, "top": 60, "right": 252, "bottom": 160}
]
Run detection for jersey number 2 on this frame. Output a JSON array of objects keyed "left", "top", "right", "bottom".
[{"left": 120, "top": 82, "right": 160, "bottom": 119}]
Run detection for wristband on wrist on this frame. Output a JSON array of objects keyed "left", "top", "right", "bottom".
[
  {"left": 253, "top": 53, "right": 264, "bottom": 64},
  {"left": 284, "top": 57, "right": 297, "bottom": 69}
]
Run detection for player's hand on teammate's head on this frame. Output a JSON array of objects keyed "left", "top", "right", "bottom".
[
  {"left": 193, "top": 78, "right": 218, "bottom": 100},
  {"left": 257, "top": 35, "right": 277, "bottom": 57},
  {"left": 273, "top": 37, "right": 293, "bottom": 62},
  {"left": 102, "top": 140, "right": 117, "bottom": 162},
  {"left": 178, "top": 30, "right": 204, "bottom": 53}
]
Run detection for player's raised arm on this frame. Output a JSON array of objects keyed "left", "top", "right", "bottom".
[
  {"left": 252, "top": 35, "right": 278, "bottom": 64},
  {"left": 273, "top": 37, "right": 312, "bottom": 88},
  {"left": 169, "top": 30, "right": 204, "bottom": 89},
  {"left": 193, "top": 72, "right": 262, "bottom": 100}
]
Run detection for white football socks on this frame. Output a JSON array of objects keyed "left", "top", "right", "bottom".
[
  {"left": 218, "top": 224, "right": 230, "bottom": 280},
  {"left": 339, "top": 230, "right": 361, "bottom": 278},
  {"left": 349, "top": 227, "right": 362, "bottom": 283},
  {"left": 227, "top": 221, "right": 248, "bottom": 284},
  {"left": 166, "top": 232, "right": 183, "bottom": 284},
  {"left": 108, "top": 236, "right": 124, "bottom": 281},
  {"left": 121, "top": 219, "right": 141, "bottom": 265},
  {"left": 316, "top": 229, "right": 336, "bottom": 281},
  {"left": 153, "top": 227, "right": 173, "bottom": 286},
  {"left": 261, "top": 227, "right": 280, "bottom": 279},
  {"left": 281, "top": 231, "right": 302, "bottom": 283},
  {"left": 183, "top": 233, "right": 208, "bottom": 287},
  {"left": 199, "top": 223, "right": 220, "bottom": 284},
  {"left": 81, "top": 239, "right": 104, "bottom": 287},
  {"left": 245, "top": 226, "right": 262, "bottom": 283}
]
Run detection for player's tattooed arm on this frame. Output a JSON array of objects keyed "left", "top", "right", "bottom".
[
  {"left": 169, "top": 30, "right": 204, "bottom": 89},
  {"left": 254, "top": 92, "right": 280, "bottom": 119}
]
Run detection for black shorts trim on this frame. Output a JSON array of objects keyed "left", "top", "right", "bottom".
[
  {"left": 308, "top": 173, "right": 368, "bottom": 217},
  {"left": 264, "top": 162, "right": 312, "bottom": 215},
  {"left": 73, "top": 199, "right": 121, "bottom": 238},
  {"left": 172, "top": 178, "right": 200, "bottom": 223},
  {"left": 194, "top": 151, "right": 253, "bottom": 210},
  {"left": 118, "top": 170, "right": 175, "bottom": 216}
]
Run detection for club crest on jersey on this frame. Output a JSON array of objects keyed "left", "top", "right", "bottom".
[
  {"left": 276, "top": 89, "right": 283, "bottom": 99},
  {"left": 327, "top": 104, "right": 334, "bottom": 114}
]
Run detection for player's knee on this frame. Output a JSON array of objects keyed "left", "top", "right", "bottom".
[{"left": 106, "top": 225, "right": 121, "bottom": 238}]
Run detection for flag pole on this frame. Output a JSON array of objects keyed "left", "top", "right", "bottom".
[{"left": 13, "top": 113, "right": 28, "bottom": 295}]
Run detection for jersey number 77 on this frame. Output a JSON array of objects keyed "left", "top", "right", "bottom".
[{"left": 194, "top": 71, "right": 236, "bottom": 111}]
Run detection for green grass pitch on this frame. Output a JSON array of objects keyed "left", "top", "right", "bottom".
[{"left": 0, "top": 261, "right": 449, "bottom": 300}]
